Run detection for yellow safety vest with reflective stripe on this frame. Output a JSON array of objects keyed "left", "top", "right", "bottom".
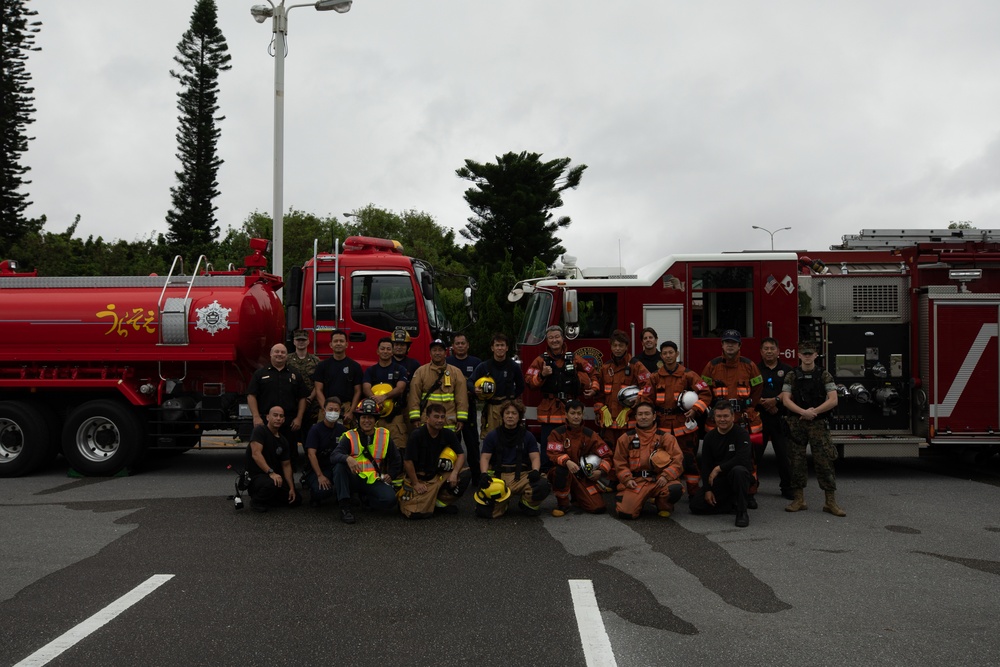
[{"left": 345, "top": 428, "right": 391, "bottom": 484}]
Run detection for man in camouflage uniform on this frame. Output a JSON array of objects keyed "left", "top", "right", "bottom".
[
  {"left": 779, "top": 340, "right": 846, "bottom": 517},
  {"left": 286, "top": 328, "right": 320, "bottom": 430}
]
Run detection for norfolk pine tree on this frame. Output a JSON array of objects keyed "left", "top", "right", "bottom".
[
  {"left": 457, "top": 151, "right": 586, "bottom": 275},
  {"left": 165, "top": 0, "right": 231, "bottom": 257},
  {"left": 0, "top": 0, "right": 43, "bottom": 255}
]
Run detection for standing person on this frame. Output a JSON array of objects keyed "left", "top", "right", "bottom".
[
  {"left": 362, "top": 337, "right": 410, "bottom": 453},
  {"left": 612, "top": 402, "right": 684, "bottom": 520},
  {"left": 391, "top": 328, "right": 421, "bottom": 452},
  {"left": 303, "top": 396, "right": 346, "bottom": 507},
  {"left": 546, "top": 400, "right": 614, "bottom": 516},
  {"left": 247, "top": 343, "right": 308, "bottom": 472},
  {"left": 286, "top": 328, "right": 320, "bottom": 434},
  {"left": 447, "top": 333, "right": 482, "bottom": 475},
  {"left": 524, "top": 325, "right": 598, "bottom": 458},
  {"left": 472, "top": 333, "right": 524, "bottom": 440},
  {"left": 641, "top": 341, "right": 712, "bottom": 497},
  {"left": 632, "top": 327, "right": 662, "bottom": 376},
  {"left": 330, "top": 398, "right": 402, "bottom": 524},
  {"left": 700, "top": 330, "right": 764, "bottom": 508},
  {"left": 312, "top": 329, "right": 363, "bottom": 428},
  {"left": 780, "top": 341, "right": 846, "bottom": 517},
  {"left": 758, "top": 337, "right": 794, "bottom": 499},
  {"left": 399, "top": 403, "right": 470, "bottom": 519},
  {"left": 594, "top": 329, "right": 637, "bottom": 447},
  {"left": 407, "top": 338, "right": 469, "bottom": 432},
  {"left": 244, "top": 406, "right": 299, "bottom": 512},
  {"left": 689, "top": 400, "right": 754, "bottom": 528},
  {"left": 477, "top": 400, "right": 550, "bottom": 518}
]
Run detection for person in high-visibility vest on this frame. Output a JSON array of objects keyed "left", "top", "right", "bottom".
[{"left": 331, "top": 398, "right": 402, "bottom": 525}]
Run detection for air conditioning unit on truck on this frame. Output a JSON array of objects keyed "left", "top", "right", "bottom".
[
  {"left": 0, "top": 235, "right": 458, "bottom": 478},
  {"left": 510, "top": 228, "right": 1000, "bottom": 461}
]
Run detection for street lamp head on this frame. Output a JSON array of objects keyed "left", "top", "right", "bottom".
[
  {"left": 250, "top": 4, "right": 273, "bottom": 23},
  {"left": 315, "top": 0, "right": 352, "bottom": 12},
  {"left": 751, "top": 226, "right": 762, "bottom": 230}
]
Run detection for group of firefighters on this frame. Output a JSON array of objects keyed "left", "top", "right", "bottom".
[{"left": 241, "top": 324, "right": 846, "bottom": 528}]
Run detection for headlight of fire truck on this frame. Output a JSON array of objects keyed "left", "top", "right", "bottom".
[{"left": 849, "top": 383, "right": 871, "bottom": 404}]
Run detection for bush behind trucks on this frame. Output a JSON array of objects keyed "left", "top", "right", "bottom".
[
  {"left": 0, "top": 235, "right": 460, "bottom": 478},
  {"left": 510, "top": 229, "right": 1000, "bottom": 462}
]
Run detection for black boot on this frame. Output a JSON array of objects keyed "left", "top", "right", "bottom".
[
  {"left": 735, "top": 509, "right": 749, "bottom": 528},
  {"left": 340, "top": 505, "right": 356, "bottom": 524}
]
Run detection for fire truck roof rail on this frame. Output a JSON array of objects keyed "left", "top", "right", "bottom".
[{"left": 834, "top": 228, "right": 1000, "bottom": 249}]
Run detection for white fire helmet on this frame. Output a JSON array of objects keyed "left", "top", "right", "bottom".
[
  {"left": 677, "top": 390, "right": 699, "bottom": 412},
  {"left": 617, "top": 385, "right": 640, "bottom": 408},
  {"left": 580, "top": 454, "right": 603, "bottom": 475}
]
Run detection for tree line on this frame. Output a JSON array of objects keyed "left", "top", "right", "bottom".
[{"left": 1, "top": 1, "right": 586, "bottom": 353}]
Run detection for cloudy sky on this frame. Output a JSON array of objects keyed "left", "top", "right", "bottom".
[{"left": 21, "top": 0, "right": 1000, "bottom": 272}]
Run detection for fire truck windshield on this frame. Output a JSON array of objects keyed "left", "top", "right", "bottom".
[
  {"left": 517, "top": 290, "right": 553, "bottom": 345},
  {"left": 413, "top": 262, "right": 451, "bottom": 336}
]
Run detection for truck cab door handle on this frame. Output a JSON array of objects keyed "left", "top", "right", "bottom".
[{"left": 349, "top": 332, "right": 366, "bottom": 342}]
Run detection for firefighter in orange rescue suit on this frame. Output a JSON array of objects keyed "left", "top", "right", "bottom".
[
  {"left": 613, "top": 402, "right": 684, "bottom": 519},
  {"left": 524, "top": 325, "right": 599, "bottom": 462},
  {"left": 700, "top": 329, "right": 764, "bottom": 508},
  {"left": 594, "top": 329, "right": 637, "bottom": 446},
  {"left": 547, "top": 399, "right": 614, "bottom": 516},
  {"left": 640, "top": 340, "right": 711, "bottom": 496}
]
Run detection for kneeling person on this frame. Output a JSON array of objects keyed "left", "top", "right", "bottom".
[
  {"left": 245, "top": 406, "right": 299, "bottom": 512},
  {"left": 400, "top": 403, "right": 471, "bottom": 518},
  {"left": 689, "top": 400, "right": 754, "bottom": 528},
  {"left": 303, "top": 396, "right": 346, "bottom": 507},
  {"left": 331, "top": 398, "right": 402, "bottom": 524},
  {"left": 613, "top": 402, "right": 684, "bottom": 519},
  {"left": 477, "top": 400, "right": 550, "bottom": 518},
  {"left": 547, "top": 399, "right": 614, "bottom": 516}
]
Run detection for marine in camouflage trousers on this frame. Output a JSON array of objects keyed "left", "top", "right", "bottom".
[{"left": 785, "top": 416, "right": 837, "bottom": 492}]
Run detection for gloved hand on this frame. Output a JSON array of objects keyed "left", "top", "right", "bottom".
[
  {"left": 615, "top": 408, "right": 630, "bottom": 428},
  {"left": 527, "top": 469, "right": 541, "bottom": 483},
  {"left": 479, "top": 473, "right": 493, "bottom": 489},
  {"left": 598, "top": 405, "right": 613, "bottom": 427}
]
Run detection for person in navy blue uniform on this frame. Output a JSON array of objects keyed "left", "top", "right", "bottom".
[
  {"left": 447, "top": 332, "right": 483, "bottom": 476},
  {"left": 303, "top": 396, "right": 347, "bottom": 506}
]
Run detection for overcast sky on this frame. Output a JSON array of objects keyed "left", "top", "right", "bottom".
[{"left": 20, "top": 0, "right": 1000, "bottom": 272}]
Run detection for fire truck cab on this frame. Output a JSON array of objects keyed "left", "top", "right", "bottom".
[{"left": 511, "top": 229, "right": 1000, "bottom": 459}]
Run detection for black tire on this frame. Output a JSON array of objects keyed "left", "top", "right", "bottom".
[
  {"left": 62, "top": 400, "right": 145, "bottom": 476},
  {"left": 0, "top": 401, "right": 52, "bottom": 477}
]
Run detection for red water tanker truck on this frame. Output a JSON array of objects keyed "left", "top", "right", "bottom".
[{"left": 0, "top": 236, "right": 460, "bottom": 477}]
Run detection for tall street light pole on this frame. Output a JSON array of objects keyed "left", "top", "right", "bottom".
[
  {"left": 250, "top": 0, "right": 352, "bottom": 295},
  {"left": 752, "top": 225, "right": 791, "bottom": 250}
]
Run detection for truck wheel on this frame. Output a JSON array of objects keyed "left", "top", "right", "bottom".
[
  {"left": 0, "top": 401, "right": 52, "bottom": 477},
  {"left": 62, "top": 400, "right": 145, "bottom": 476}
]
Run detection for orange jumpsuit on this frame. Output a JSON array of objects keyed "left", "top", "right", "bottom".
[
  {"left": 525, "top": 347, "right": 598, "bottom": 425},
  {"left": 613, "top": 426, "right": 684, "bottom": 518},
  {"left": 546, "top": 425, "right": 614, "bottom": 513},
  {"left": 593, "top": 353, "right": 638, "bottom": 445},
  {"left": 640, "top": 363, "right": 711, "bottom": 494},
  {"left": 701, "top": 355, "right": 764, "bottom": 493}
]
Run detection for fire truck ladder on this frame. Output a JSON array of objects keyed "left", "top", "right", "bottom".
[
  {"left": 835, "top": 228, "right": 1000, "bottom": 250},
  {"left": 311, "top": 238, "right": 342, "bottom": 349},
  {"left": 158, "top": 253, "right": 207, "bottom": 348}
]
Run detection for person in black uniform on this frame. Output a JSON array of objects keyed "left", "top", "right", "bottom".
[
  {"left": 758, "top": 337, "right": 794, "bottom": 499},
  {"left": 245, "top": 405, "right": 299, "bottom": 512},
  {"left": 303, "top": 396, "right": 347, "bottom": 507},
  {"left": 312, "top": 329, "right": 363, "bottom": 427},
  {"left": 472, "top": 332, "right": 525, "bottom": 440},
  {"left": 247, "top": 343, "right": 308, "bottom": 470},
  {"left": 447, "top": 333, "right": 482, "bottom": 476},
  {"left": 689, "top": 400, "right": 754, "bottom": 528},
  {"left": 399, "top": 403, "right": 470, "bottom": 518}
]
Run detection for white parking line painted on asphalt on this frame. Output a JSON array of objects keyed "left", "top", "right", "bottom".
[
  {"left": 13, "top": 574, "right": 175, "bottom": 667},
  {"left": 569, "top": 579, "right": 618, "bottom": 667}
]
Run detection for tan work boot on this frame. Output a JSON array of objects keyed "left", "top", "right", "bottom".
[
  {"left": 823, "top": 491, "right": 847, "bottom": 517},
  {"left": 785, "top": 489, "right": 808, "bottom": 512}
]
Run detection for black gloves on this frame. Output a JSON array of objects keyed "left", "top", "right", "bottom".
[
  {"left": 527, "top": 469, "right": 541, "bottom": 483},
  {"left": 479, "top": 473, "right": 493, "bottom": 489}
]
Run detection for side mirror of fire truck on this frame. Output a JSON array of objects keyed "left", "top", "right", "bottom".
[
  {"left": 563, "top": 289, "right": 578, "bottom": 326},
  {"left": 420, "top": 272, "right": 434, "bottom": 301},
  {"left": 464, "top": 284, "right": 477, "bottom": 324}
]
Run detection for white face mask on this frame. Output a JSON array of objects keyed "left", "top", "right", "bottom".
[{"left": 325, "top": 410, "right": 340, "bottom": 423}]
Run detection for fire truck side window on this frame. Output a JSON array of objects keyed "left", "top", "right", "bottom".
[
  {"left": 351, "top": 274, "right": 420, "bottom": 334},
  {"left": 576, "top": 293, "right": 618, "bottom": 338},
  {"left": 690, "top": 266, "right": 753, "bottom": 338}
]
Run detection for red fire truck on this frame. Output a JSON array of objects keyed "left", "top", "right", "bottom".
[
  {"left": 510, "top": 229, "right": 1000, "bottom": 459},
  {"left": 0, "top": 236, "right": 459, "bottom": 477}
]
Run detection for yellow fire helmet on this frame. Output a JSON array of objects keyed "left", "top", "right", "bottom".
[
  {"left": 370, "top": 383, "right": 394, "bottom": 417},
  {"left": 437, "top": 446, "right": 458, "bottom": 472},
  {"left": 474, "top": 477, "right": 510, "bottom": 505},
  {"left": 474, "top": 376, "right": 497, "bottom": 399},
  {"left": 391, "top": 328, "right": 412, "bottom": 345}
]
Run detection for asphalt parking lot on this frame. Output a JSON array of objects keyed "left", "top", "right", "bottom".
[{"left": 2, "top": 450, "right": 999, "bottom": 667}]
